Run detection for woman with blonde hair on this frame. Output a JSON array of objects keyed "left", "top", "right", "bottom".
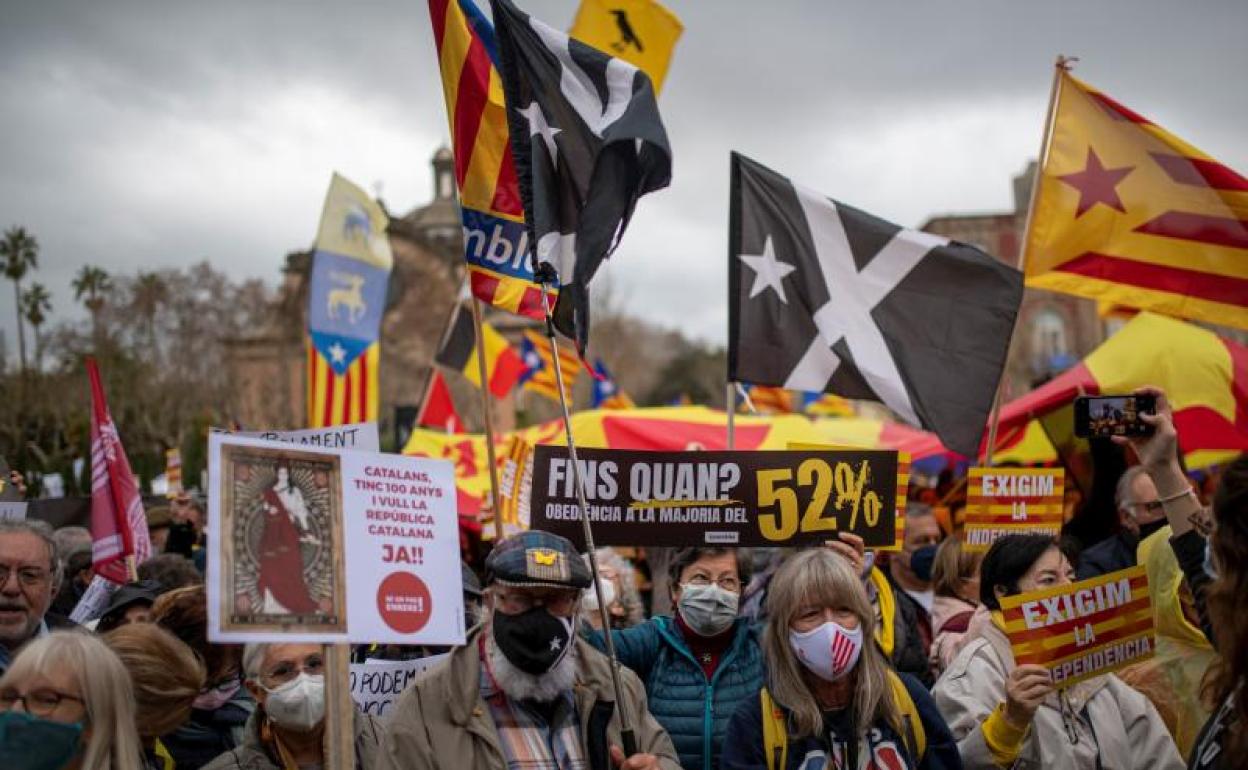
[
  {"left": 104, "top": 622, "right": 206, "bottom": 769},
  {"left": 721, "top": 548, "right": 960, "bottom": 770},
  {"left": 0, "top": 630, "right": 144, "bottom": 769},
  {"left": 928, "top": 538, "right": 981, "bottom": 678}
]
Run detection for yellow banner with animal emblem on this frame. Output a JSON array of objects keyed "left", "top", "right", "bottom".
[
  {"left": 570, "top": 0, "right": 683, "bottom": 93},
  {"left": 306, "top": 174, "right": 393, "bottom": 427}
]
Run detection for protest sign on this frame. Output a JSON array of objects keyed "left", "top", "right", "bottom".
[
  {"left": 496, "top": 436, "right": 535, "bottom": 531},
  {"left": 962, "top": 467, "right": 1064, "bottom": 552},
  {"left": 349, "top": 654, "right": 448, "bottom": 716},
  {"left": 230, "top": 422, "right": 380, "bottom": 452},
  {"left": 69, "top": 574, "right": 119, "bottom": 624},
  {"left": 207, "top": 433, "right": 462, "bottom": 644},
  {"left": 790, "top": 443, "right": 910, "bottom": 550},
  {"left": 530, "top": 446, "right": 898, "bottom": 548},
  {"left": 999, "top": 566, "right": 1153, "bottom": 688}
]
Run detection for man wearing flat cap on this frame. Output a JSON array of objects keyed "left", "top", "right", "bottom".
[{"left": 381, "top": 531, "right": 679, "bottom": 770}]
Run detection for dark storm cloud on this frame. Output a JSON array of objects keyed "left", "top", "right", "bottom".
[{"left": 1, "top": 0, "right": 1245, "bottom": 349}]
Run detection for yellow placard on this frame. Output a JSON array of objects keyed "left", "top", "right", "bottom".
[
  {"left": 962, "top": 467, "right": 1064, "bottom": 552},
  {"left": 999, "top": 566, "right": 1154, "bottom": 688}
]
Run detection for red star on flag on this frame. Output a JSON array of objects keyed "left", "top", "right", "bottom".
[{"left": 1058, "top": 148, "right": 1134, "bottom": 217}]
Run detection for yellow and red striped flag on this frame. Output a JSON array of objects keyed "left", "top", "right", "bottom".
[
  {"left": 1024, "top": 69, "right": 1248, "bottom": 329},
  {"left": 307, "top": 338, "right": 380, "bottom": 427},
  {"left": 518, "top": 329, "right": 579, "bottom": 403},
  {"left": 427, "top": 0, "right": 555, "bottom": 319}
]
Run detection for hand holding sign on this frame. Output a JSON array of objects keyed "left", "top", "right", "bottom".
[{"left": 1004, "top": 664, "right": 1055, "bottom": 728}]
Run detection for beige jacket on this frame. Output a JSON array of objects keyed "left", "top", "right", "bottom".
[
  {"left": 931, "top": 606, "right": 1184, "bottom": 770},
  {"left": 379, "top": 628, "right": 680, "bottom": 770}
]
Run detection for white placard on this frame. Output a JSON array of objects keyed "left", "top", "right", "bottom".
[
  {"left": 69, "top": 575, "right": 119, "bottom": 624},
  {"left": 232, "top": 422, "right": 380, "bottom": 452},
  {"left": 206, "top": 433, "right": 462, "bottom": 644},
  {"left": 349, "top": 654, "right": 449, "bottom": 716},
  {"left": 0, "top": 502, "right": 27, "bottom": 521}
]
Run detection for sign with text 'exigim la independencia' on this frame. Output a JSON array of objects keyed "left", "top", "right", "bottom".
[
  {"left": 530, "top": 447, "right": 898, "bottom": 548},
  {"left": 999, "top": 566, "right": 1154, "bottom": 688},
  {"left": 963, "top": 467, "right": 1064, "bottom": 552}
]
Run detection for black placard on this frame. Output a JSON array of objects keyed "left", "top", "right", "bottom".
[{"left": 530, "top": 447, "right": 898, "bottom": 548}]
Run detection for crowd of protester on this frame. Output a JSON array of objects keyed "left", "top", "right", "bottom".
[{"left": 0, "top": 386, "right": 1242, "bottom": 769}]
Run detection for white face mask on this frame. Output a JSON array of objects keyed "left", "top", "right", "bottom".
[
  {"left": 262, "top": 672, "right": 325, "bottom": 731},
  {"left": 789, "top": 620, "right": 864, "bottom": 682},
  {"left": 678, "top": 583, "right": 739, "bottom": 637},
  {"left": 582, "top": 578, "right": 617, "bottom": 613}
]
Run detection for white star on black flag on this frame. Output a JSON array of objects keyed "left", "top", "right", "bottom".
[
  {"left": 491, "top": 0, "right": 671, "bottom": 353},
  {"left": 728, "top": 153, "right": 1024, "bottom": 455}
]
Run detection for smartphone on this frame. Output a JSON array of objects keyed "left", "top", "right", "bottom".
[{"left": 1073, "top": 394, "right": 1157, "bottom": 439}]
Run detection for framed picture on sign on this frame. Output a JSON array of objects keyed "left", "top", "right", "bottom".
[{"left": 218, "top": 444, "right": 347, "bottom": 634}]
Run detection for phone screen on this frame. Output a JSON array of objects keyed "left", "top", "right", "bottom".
[{"left": 1074, "top": 395, "right": 1156, "bottom": 439}]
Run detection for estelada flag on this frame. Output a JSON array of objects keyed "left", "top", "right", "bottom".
[
  {"left": 416, "top": 369, "right": 464, "bottom": 434},
  {"left": 519, "top": 329, "right": 580, "bottom": 403},
  {"left": 435, "top": 303, "right": 525, "bottom": 398},
  {"left": 591, "top": 359, "right": 636, "bottom": 410},
  {"left": 306, "top": 174, "right": 391, "bottom": 427},
  {"left": 570, "top": 0, "right": 683, "bottom": 93},
  {"left": 427, "top": 0, "right": 555, "bottom": 319},
  {"left": 87, "top": 358, "right": 152, "bottom": 583},
  {"left": 1024, "top": 69, "right": 1248, "bottom": 330}
]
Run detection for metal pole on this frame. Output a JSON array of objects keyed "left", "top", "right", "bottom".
[
  {"left": 469, "top": 297, "right": 505, "bottom": 542},
  {"left": 535, "top": 269, "right": 637, "bottom": 756}
]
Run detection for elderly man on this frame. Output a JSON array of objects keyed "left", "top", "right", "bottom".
[
  {"left": 1077, "top": 465, "right": 1169, "bottom": 579},
  {"left": 0, "top": 519, "right": 74, "bottom": 673},
  {"left": 382, "top": 531, "right": 679, "bottom": 770}
]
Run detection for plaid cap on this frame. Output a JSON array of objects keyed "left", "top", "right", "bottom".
[{"left": 484, "top": 531, "right": 591, "bottom": 590}]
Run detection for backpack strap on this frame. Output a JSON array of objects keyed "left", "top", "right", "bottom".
[
  {"left": 869, "top": 568, "right": 896, "bottom": 658},
  {"left": 760, "top": 688, "right": 787, "bottom": 770},
  {"left": 885, "top": 670, "right": 927, "bottom": 761}
]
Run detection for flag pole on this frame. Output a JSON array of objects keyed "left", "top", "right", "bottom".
[
  {"left": 469, "top": 296, "right": 505, "bottom": 543},
  {"left": 726, "top": 382, "right": 736, "bottom": 449},
  {"left": 535, "top": 265, "right": 638, "bottom": 757},
  {"left": 981, "top": 54, "right": 1070, "bottom": 467}
]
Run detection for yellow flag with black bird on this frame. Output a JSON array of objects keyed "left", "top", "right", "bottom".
[{"left": 570, "top": 0, "right": 683, "bottom": 93}]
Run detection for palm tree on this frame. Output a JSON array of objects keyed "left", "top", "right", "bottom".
[
  {"left": 132, "top": 270, "right": 168, "bottom": 356},
  {"left": 0, "top": 227, "right": 39, "bottom": 372},
  {"left": 72, "top": 265, "right": 112, "bottom": 344},
  {"left": 20, "top": 283, "right": 51, "bottom": 371}
]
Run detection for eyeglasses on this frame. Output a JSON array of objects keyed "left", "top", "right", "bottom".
[
  {"left": 0, "top": 688, "right": 83, "bottom": 717},
  {"left": 493, "top": 590, "right": 579, "bottom": 616},
  {"left": 684, "top": 575, "right": 741, "bottom": 592},
  {"left": 262, "top": 655, "right": 324, "bottom": 686},
  {"left": 0, "top": 565, "right": 50, "bottom": 589},
  {"left": 1133, "top": 500, "right": 1165, "bottom": 514}
]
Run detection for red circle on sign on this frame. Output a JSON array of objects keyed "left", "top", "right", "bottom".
[{"left": 376, "top": 572, "right": 432, "bottom": 633}]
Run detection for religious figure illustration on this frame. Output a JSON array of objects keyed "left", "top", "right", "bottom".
[{"left": 218, "top": 445, "right": 346, "bottom": 634}]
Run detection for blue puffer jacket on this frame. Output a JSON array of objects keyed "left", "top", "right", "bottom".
[{"left": 587, "top": 617, "right": 764, "bottom": 770}]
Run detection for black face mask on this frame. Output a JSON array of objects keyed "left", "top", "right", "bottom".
[
  {"left": 492, "top": 607, "right": 572, "bottom": 675},
  {"left": 909, "top": 543, "right": 939, "bottom": 583}
]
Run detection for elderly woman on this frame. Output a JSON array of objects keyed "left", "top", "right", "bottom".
[
  {"left": 104, "top": 622, "right": 206, "bottom": 769},
  {"left": 0, "top": 630, "right": 145, "bottom": 769},
  {"left": 204, "top": 642, "right": 385, "bottom": 769},
  {"left": 580, "top": 547, "right": 646, "bottom": 629},
  {"left": 932, "top": 533, "right": 1182, "bottom": 769},
  {"left": 584, "top": 546, "right": 763, "bottom": 770},
  {"left": 721, "top": 548, "right": 959, "bottom": 770}
]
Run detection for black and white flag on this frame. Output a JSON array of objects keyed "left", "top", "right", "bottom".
[
  {"left": 728, "top": 153, "right": 1023, "bottom": 456},
  {"left": 491, "top": 0, "right": 671, "bottom": 352}
]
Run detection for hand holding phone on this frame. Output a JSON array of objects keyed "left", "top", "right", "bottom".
[{"left": 1074, "top": 394, "right": 1157, "bottom": 439}]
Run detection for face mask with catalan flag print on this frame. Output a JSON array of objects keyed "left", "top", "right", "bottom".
[{"left": 790, "top": 620, "right": 864, "bottom": 683}]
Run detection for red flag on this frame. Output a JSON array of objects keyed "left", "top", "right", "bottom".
[
  {"left": 417, "top": 369, "right": 464, "bottom": 434},
  {"left": 87, "top": 357, "right": 151, "bottom": 583}
]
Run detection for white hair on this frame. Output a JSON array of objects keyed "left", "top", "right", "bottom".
[
  {"left": 1116, "top": 466, "right": 1150, "bottom": 512},
  {"left": 485, "top": 632, "right": 578, "bottom": 703}
]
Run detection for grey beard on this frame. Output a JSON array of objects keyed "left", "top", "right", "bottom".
[{"left": 486, "top": 632, "right": 578, "bottom": 703}]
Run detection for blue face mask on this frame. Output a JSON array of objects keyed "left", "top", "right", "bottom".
[
  {"left": 909, "top": 543, "right": 939, "bottom": 584},
  {"left": 0, "top": 711, "right": 83, "bottom": 770}
]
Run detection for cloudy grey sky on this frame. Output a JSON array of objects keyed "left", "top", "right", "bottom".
[{"left": 2, "top": 0, "right": 1245, "bottom": 355}]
